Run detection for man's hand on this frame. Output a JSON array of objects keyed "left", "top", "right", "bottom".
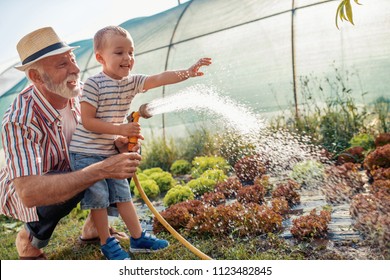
[
  {"left": 114, "top": 135, "right": 143, "bottom": 153},
  {"left": 98, "top": 152, "right": 142, "bottom": 180}
]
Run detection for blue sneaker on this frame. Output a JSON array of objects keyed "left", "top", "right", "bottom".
[
  {"left": 130, "top": 230, "right": 169, "bottom": 253},
  {"left": 101, "top": 237, "right": 130, "bottom": 260}
]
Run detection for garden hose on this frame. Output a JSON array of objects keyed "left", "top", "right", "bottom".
[
  {"left": 127, "top": 105, "right": 212, "bottom": 260},
  {"left": 132, "top": 174, "right": 212, "bottom": 260}
]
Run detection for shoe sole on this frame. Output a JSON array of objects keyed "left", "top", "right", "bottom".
[{"left": 129, "top": 245, "right": 169, "bottom": 254}]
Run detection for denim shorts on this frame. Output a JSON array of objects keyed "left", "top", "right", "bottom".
[{"left": 69, "top": 152, "right": 132, "bottom": 210}]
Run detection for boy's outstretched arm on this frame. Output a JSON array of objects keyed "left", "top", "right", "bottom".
[{"left": 143, "top": 57, "right": 212, "bottom": 91}]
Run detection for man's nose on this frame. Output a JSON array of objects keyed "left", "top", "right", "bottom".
[
  {"left": 68, "top": 58, "right": 80, "bottom": 74},
  {"left": 71, "top": 62, "right": 80, "bottom": 74}
]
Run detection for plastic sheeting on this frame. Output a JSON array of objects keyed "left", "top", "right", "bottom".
[{"left": 1, "top": 0, "right": 390, "bottom": 145}]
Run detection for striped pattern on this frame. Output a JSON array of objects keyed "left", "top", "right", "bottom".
[
  {"left": 0, "top": 85, "right": 79, "bottom": 222},
  {"left": 69, "top": 72, "right": 146, "bottom": 156}
]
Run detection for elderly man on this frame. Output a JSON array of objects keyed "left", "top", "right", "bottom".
[{"left": 0, "top": 27, "right": 165, "bottom": 259}]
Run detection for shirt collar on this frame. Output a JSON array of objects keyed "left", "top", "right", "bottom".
[{"left": 31, "top": 86, "right": 77, "bottom": 124}]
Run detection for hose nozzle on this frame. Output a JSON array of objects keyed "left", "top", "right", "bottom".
[
  {"left": 127, "top": 103, "right": 152, "bottom": 151},
  {"left": 138, "top": 103, "right": 152, "bottom": 119}
]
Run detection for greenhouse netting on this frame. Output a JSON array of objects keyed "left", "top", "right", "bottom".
[{"left": 1, "top": 0, "right": 389, "bottom": 154}]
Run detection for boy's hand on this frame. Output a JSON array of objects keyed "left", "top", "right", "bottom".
[
  {"left": 117, "top": 122, "right": 144, "bottom": 139},
  {"left": 187, "top": 57, "right": 212, "bottom": 77},
  {"left": 143, "top": 57, "right": 212, "bottom": 90}
]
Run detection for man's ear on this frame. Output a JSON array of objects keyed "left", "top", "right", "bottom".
[{"left": 28, "top": 69, "right": 43, "bottom": 84}]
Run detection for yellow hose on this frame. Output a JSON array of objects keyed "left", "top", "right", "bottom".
[{"left": 132, "top": 174, "right": 212, "bottom": 260}]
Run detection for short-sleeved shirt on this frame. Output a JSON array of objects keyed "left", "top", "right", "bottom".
[
  {"left": 0, "top": 85, "right": 80, "bottom": 222},
  {"left": 69, "top": 72, "right": 147, "bottom": 156}
]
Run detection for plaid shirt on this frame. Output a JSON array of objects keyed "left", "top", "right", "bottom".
[{"left": 0, "top": 85, "right": 80, "bottom": 222}]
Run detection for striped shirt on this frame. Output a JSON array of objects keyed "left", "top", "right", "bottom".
[
  {"left": 0, "top": 85, "right": 80, "bottom": 222},
  {"left": 69, "top": 72, "right": 146, "bottom": 156}
]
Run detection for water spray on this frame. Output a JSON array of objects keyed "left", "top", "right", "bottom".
[{"left": 127, "top": 103, "right": 212, "bottom": 260}]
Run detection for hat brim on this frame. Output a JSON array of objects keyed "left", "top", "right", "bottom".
[{"left": 14, "top": 46, "right": 79, "bottom": 71}]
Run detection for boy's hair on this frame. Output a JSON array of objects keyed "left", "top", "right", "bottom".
[{"left": 94, "top": 26, "right": 131, "bottom": 53}]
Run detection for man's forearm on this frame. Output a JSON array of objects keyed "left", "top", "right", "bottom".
[
  {"left": 13, "top": 164, "right": 104, "bottom": 208},
  {"left": 13, "top": 152, "right": 140, "bottom": 208}
]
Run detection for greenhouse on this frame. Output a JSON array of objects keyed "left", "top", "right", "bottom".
[
  {"left": 0, "top": 0, "right": 389, "bottom": 261},
  {"left": 1, "top": 0, "right": 389, "bottom": 145}
]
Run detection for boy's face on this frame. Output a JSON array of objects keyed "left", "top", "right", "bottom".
[{"left": 97, "top": 34, "right": 135, "bottom": 80}]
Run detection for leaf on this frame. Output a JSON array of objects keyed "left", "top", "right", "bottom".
[
  {"left": 345, "top": 0, "right": 354, "bottom": 25},
  {"left": 340, "top": 3, "right": 348, "bottom": 21},
  {"left": 3, "top": 222, "right": 18, "bottom": 229},
  {"left": 335, "top": 2, "right": 344, "bottom": 29},
  {"left": 336, "top": 0, "right": 362, "bottom": 28}
]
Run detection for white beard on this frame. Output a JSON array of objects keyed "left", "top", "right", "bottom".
[{"left": 41, "top": 72, "right": 81, "bottom": 99}]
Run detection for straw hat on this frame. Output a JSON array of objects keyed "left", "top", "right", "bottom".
[{"left": 15, "top": 27, "right": 78, "bottom": 71}]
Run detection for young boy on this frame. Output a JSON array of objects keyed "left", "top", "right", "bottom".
[{"left": 69, "top": 25, "right": 211, "bottom": 260}]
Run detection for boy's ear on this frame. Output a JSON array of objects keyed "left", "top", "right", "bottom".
[{"left": 95, "top": 53, "right": 105, "bottom": 64}]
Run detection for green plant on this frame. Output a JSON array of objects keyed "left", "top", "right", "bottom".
[
  {"left": 133, "top": 179, "right": 160, "bottom": 199},
  {"left": 149, "top": 171, "right": 176, "bottom": 193},
  {"left": 214, "top": 130, "right": 257, "bottom": 166},
  {"left": 373, "top": 97, "right": 389, "bottom": 133},
  {"left": 69, "top": 203, "right": 89, "bottom": 221},
  {"left": 191, "top": 156, "right": 230, "bottom": 178},
  {"left": 176, "top": 126, "right": 220, "bottom": 162},
  {"left": 335, "top": 0, "right": 362, "bottom": 29},
  {"left": 140, "top": 136, "right": 178, "bottom": 171},
  {"left": 163, "top": 185, "right": 195, "bottom": 207},
  {"left": 142, "top": 167, "right": 164, "bottom": 176},
  {"left": 129, "top": 173, "right": 149, "bottom": 192},
  {"left": 199, "top": 169, "right": 227, "bottom": 183},
  {"left": 290, "top": 160, "right": 325, "bottom": 187},
  {"left": 320, "top": 109, "right": 366, "bottom": 155},
  {"left": 170, "top": 159, "right": 192, "bottom": 175},
  {"left": 0, "top": 215, "right": 23, "bottom": 236},
  {"left": 270, "top": 69, "right": 370, "bottom": 155},
  {"left": 186, "top": 177, "right": 216, "bottom": 196},
  {"left": 349, "top": 133, "right": 375, "bottom": 151}
]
